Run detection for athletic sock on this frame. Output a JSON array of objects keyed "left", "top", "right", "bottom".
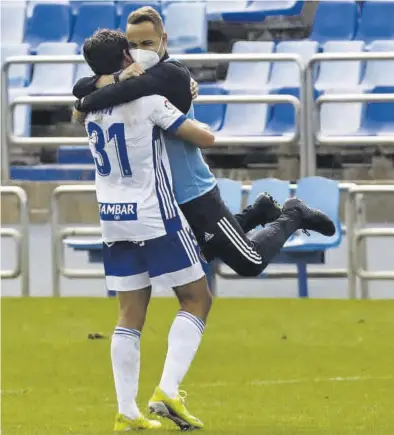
[
  {"left": 111, "top": 327, "right": 142, "bottom": 420},
  {"left": 251, "top": 211, "right": 302, "bottom": 264},
  {"left": 159, "top": 311, "right": 205, "bottom": 399}
]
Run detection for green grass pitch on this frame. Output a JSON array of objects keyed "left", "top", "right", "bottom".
[{"left": 2, "top": 297, "right": 394, "bottom": 434}]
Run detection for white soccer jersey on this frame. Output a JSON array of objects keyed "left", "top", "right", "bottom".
[{"left": 85, "top": 95, "right": 188, "bottom": 242}]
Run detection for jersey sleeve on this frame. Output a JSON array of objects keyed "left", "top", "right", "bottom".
[{"left": 149, "top": 95, "right": 187, "bottom": 132}]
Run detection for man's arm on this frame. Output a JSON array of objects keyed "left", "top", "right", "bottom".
[
  {"left": 73, "top": 76, "right": 99, "bottom": 99},
  {"left": 77, "top": 62, "right": 192, "bottom": 115}
]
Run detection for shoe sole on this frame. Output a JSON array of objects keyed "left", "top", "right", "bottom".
[{"left": 149, "top": 402, "right": 201, "bottom": 431}]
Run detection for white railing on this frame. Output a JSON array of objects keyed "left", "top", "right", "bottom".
[
  {"left": 0, "top": 186, "right": 29, "bottom": 296},
  {"left": 1, "top": 53, "right": 305, "bottom": 182}
]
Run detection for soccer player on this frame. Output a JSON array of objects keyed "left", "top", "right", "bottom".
[
  {"left": 74, "top": 8, "right": 335, "bottom": 281},
  {"left": 82, "top": 29, "right": 218, "bottom": 431}
]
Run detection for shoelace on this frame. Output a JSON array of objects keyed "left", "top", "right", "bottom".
[{"left": 302, "top": 229, "right": 311, "bottom": 236}]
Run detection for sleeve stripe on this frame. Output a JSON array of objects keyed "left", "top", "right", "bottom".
[{"left": 166, "top": 114, "right": 187, "bottom": 133}]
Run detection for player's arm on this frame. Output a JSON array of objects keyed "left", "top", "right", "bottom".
[
  {"left": 150, "top": 96, "right": 215, "bottom": 149},
  {"left": 74, "top": 63, "right": 192, "bottom": 115}
]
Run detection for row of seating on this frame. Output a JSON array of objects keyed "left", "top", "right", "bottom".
[
  {"left": 311, "top": 0, "right": 394, "bottom": 44},
  {"left": 1, "top": 1, "right": 207, "bottom": 53}
]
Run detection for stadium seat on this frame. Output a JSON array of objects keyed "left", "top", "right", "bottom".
[
  {"left": 264, "top": 87, "right": 301, "bottom": 136},
  {"left": 1, "top": 1, "right": 26, "bottom": 43},
  {"left": 355, "top": 1, "right": 394, "bottom": 44},
  {"left": 310, "top": 1, "right": 358, "bottom": 44},
  {"left": 1, "top": 44, "right": 31, "bottom": 88},
  {"left": 220, "top": 0, "right": 303, "bottom": 22},
  {"left": 217, "top": 179, "right": 243, "bottom": 214},
  {"left": 319, "top": 88, "right": 363, "bottom": 135},
  {"left": 269, "top": 41, "right": 318, "bottom": 88},
  {"left": 74, "top": 61, "right": 94, "bottom": 84},
  {"left": 315, "top": 41, "right": 365, "bottom": 90},
  {"left": 57, "top": 146, "right": 93, "bottom": 164},
  {"left": 71, "top": 2, "right": 117, "bottom": 48},
  {"left": 360, "top": 86, "right": 394, "bottom": 134},
  {"left": 119, "top": 1, "right": 162, "bottom": 29},
  {"left": 9, "top": 87, "right": 32, "bottom": 137},
  {"left": 362, "top": 40, "right": 394, "bottom": 87},
  {"left": 223, "top": 41, "right": 274, "bottom": 92},
  {"left": 26, "top": 42, "right": 78, "bottom": 95},
  {"left": 217, "top": 90, "right": 269, "bottom": 136},
  {"left": 247, "top": 178, "right": 290, "bottom": 207},
  {"left": 193, "top": 84, "right": 227, "bottom": 132},
  {"left": 165, "top": 2, "right": 207, "bottom": 53},
  {"left": 285, "top": 177, "right": 341, "bottom": 250},
  {"left": 24, "top": 3, "right": 71, "bottom": 50}
]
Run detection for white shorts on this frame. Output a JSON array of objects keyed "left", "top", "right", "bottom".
[{"left": 103, "top": 227, "right": 205, "bottom": 291}]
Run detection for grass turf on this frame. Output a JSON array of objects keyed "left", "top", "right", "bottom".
[{"left": 2, "top": 297, "right": 394, "bottom": 435}]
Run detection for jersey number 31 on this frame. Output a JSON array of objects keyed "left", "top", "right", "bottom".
[{"left": 87, "top": 122, "right": 132, "bottom": 177}]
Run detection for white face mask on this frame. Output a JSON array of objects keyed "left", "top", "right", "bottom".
[{"left": 130, "top": 37, "right": 163, "bottom": 70}]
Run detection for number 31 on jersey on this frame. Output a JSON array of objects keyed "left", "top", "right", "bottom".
[{"left": 87, "top": 121, "right": 132, "bottom": 177}]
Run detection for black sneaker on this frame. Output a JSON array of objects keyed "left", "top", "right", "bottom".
[
  {"left": 282, "top": 197, "right": 336, "bottom": 237},
  {"left": 239, "top": 192, "right": 282, "bottom": 232}
]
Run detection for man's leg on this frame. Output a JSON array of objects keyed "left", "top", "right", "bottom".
[
  {"left": 143, "top": 229, "right": 211, "bottom": 430},
  {"left": 103, "top": 242, "right": 161, "bottom": 431}
]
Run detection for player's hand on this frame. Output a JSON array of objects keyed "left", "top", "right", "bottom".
[
  {"left": 72, "top": 107, "right": 87, "bottom": 124},
  {"left": 119, "top": 63, "right": 145, "bottom": 81},
  {"left": 190, "top": 78, "right": 199, "bottom": 100},
  {"left": 194, "top": 120, "right": 211, "bottom": 131}
]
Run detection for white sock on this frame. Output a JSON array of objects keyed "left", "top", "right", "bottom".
[
  {"left": 111, "top": 327, "right": 141, "bottom": 419},
  {"left": 159, "top": 311, "right": 205, "bottom": 399}
]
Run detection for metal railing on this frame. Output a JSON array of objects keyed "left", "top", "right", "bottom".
[
  {"left": 346, "top": 185, "right": 394, "bottom": 299},
  {"left": 305, "top": 52, "right": 394, "bottom": 175},
  {"left": 1, "top": 53, "right": 305, "bottom": 182},
  {"left": 0, "top": 186, "right": 29, "bottom": 296}
]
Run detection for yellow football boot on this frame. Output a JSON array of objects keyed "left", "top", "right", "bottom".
[
  {"left": 148, "top": 387, "right": 203, "bottom": 431},
  {"left": 114, "top": 413, "right": 161, "bottom": 431}
]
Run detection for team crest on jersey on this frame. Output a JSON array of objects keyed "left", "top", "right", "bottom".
[
  {"left": 164, "top": 99, "right": 176, "bottom": 113},
  {"left": 99, "top": 202, "right": 138, "bottom": 221}
]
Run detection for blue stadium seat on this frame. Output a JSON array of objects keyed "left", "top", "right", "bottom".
[
  {"left": 119, "top": 1, "right": 162, "bottom": 29},
  {"left": 193, "top": 84, "right": 227, "bottom": 131},
  {"left": 362, "top": 40, "right": 394, "bottom": 87},
  {"left": 247, "top": 178, "right": 289, "bottom": 207},
  {"left": 285, "top": 177, "right": 341, "bottom": 251},
  {"left": 71, "top": 2, "right": 117, "bottom": 48},
  {"left": 57, "top": 146, "right": 93, "bottom": 164},
  {"left": 217, "top": 179, "right": 243, "bottom": 214},
  {"left": 209, "top": 0, "right": 302, "bottom": 23},
  {"left": 69, "top": 0, "right": 115, "bottom": 13},
  {"left": 26, "top": 42, "right": 78, "bottom": 95},
  {"left": 315, "top": 41, "right": 365, "bottom": 90},
  {"left": 360, "top": 86, "right": 394, "bottom": 134},
  {"left": 24, "top": 3, "right": 71, "bottom": 50},
  {"left": 165, "top": 2, "right": 207, "bottom": 53},
  {"left": 355, "top": 1, "right": 394, "bottom": 44},
  {"left": 74, "top": 61, "right": 94, "bottom": 84},
  {"left": 217, "top": 90, "right": 269, "bottom": 136},
  {"left": 223, "top": 41, "right": 274, "bottom": 92},
  {"left": 310, "top": 1, "right": 358, "bottom": 43},
  {"left": 264, "top": 87, "right": 301, "bottom": 136},
  {"left": 269, "top": 41, "right": 318, "bottom": 88},
  {"left": 320, "top": 88, "right": 363, "bottom": 135},
  {"left": 1, "top": 1, "right": 26, "bottom": 43},
  {"left": 10, "top": 165, "right": 95, "bottom": 181},
  {"left": 1, "top": 44, "right": 31, "bottom": 88}
]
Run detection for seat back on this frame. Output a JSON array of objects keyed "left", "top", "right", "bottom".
[
  {"left": 217, "top": 179, "right": 243, "bottom": 214},
  {"left": 362, "top": 40, "right": 394, "bottom": 87},
  {"left": 28, "top": 42, "right": 78, "bottom": 94},
  {"left": 1, "top": 43, "right": 31, "bottom": 88},
  {"left": 71, "top": 2, "right": 116, "bottom": 47},
  {"left": 356, "top": 1, "right": 394, "bottom": 44},
  {"left": 224, "top": 41, "right": 274, "bottom": 91},
  {"left": 361, "top": 86, "right": 394, "bottom": 132},
  {"left": 269, "top": 41, "right": 318, "bottom": 87},
  {"left": 194, "top": 85, "right": 227, "bottom": 131},
  {"left": 266, "top": 87, "right": 301, "bottom": 134},
  {"left": 24, "top": 3, "right": 71, "bottom": 49},
  {"left": 316, "top": 41, "right": 364, "bottom": 90},
  {"left": 247, "top": 178, "right": 289, "bottom": 207},
  {"left": 1, "top": 1, "right": 26, "bottom": 43},
  {"left": 310, "top": 1, "right": 357, "bottom": 43}
]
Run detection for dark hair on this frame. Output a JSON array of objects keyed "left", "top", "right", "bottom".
[
  {"left": 127, "top": 6, "right": 164, "bottom": 34},
  {"left": 83, "top": 29, "right": 128, "bottom": 75}
]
